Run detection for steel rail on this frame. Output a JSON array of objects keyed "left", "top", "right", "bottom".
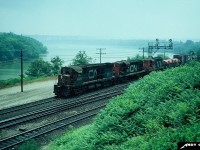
[
  {"left": 0, "top": 87, "right": 125, "bottom": 129},
  {"left": 0, "top": 104, "right": 105, "bottom": 150},
  {"left": 0, "top": 97, "right": 57, "bottom": 116},
  {"left": 0, "top": 83, "right": 129, "bottom": 118}
]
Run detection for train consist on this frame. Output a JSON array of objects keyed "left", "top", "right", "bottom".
[{"left": 54, "top": 54, "right": 195, "bottom": 97}]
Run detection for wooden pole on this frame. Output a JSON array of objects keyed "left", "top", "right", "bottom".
[{"left": 20, "top": 49, "right": 23, "bottom": 92}]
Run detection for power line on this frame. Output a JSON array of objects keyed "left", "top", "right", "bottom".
[{"left": 96, "top": 48, "right": 106, "bottom": 64}]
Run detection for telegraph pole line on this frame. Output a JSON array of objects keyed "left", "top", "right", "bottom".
[
  {"left": 96, "top": 48, "right": 106, "bottom": 63},
  {"left": 139, "top": 47, "right": 145, "bottom": 59},
  {"left": 20, "top": 49, "right": 23, "bottom": 92}
]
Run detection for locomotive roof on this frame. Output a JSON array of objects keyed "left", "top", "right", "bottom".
[
  {"left": 115, "top": 60, "right": 143, "bottom": 64},
  {"left": 65, "top": 63, "right": 113, "bottom": 73},
  {"left": 69, "top": 66, "right": 83, "bottom": 73},
  {"left": 62, "top": 66, "right": 83, "bottom": 73}
]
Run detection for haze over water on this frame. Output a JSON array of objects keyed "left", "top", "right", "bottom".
[{"left": 0, "top": 0, "right": 199, "bottom": 80}]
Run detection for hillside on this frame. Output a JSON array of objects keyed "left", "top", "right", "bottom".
[
  {"left": 50, "top": 61, "right": 200, "bottom": 150},
  {"left": 0, "top": 32, "right": 47, "bottom": 62}
]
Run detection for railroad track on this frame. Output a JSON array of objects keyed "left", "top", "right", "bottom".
[
  {"left": 0, "top": 84, "right": 128, "bottom": 129},
  {"left": 0, "top": 104, "right": 105, "bottom": 150},
  {"left": 0, "top": 97, "right": 57, "bottom": 116},
  {"left": 0, "top": 83, "right": 129, "bottom": 120}
]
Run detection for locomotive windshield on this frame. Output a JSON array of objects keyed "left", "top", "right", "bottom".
[{"left": 61, "top": 68, "right": 71, "bottom": 75}]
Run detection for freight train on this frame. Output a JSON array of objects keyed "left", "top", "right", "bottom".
[{"left": 54, "top": 54, "right": 195, "bottom": 97}]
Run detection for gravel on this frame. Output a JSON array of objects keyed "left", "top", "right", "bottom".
[{"left": 0, "top": 80, "right": 56, "bottom": 109}]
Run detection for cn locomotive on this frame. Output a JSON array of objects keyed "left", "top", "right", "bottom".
[{"left": 54, "top": 54, "right": 194, "bottom": 97}]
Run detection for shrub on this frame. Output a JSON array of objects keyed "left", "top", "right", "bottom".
[{"left": 50, "top": 61, "right": 200, "bottom": 150}]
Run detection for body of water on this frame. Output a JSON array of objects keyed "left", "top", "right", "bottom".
[{"left": 0, "top": 38, "right": 174, "bottom": 80}]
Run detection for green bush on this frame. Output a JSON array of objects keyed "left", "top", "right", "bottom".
[
  {"left": 0, "top": 78, "right": 21, "bottom": 88},
  {"left": 50, "top": 61, "right": 200, "bottom": 150},
  {"left": 17, "top": 139, "right": 40, "bottom": 150}
]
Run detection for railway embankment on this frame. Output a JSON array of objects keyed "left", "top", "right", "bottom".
[{"left": 49, "top": 61, "right": 200, "bottom": 150}]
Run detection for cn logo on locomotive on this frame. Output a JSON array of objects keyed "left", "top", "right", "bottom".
[
  {"left": 89, "top": 69, "right": 97, "bottom": 79},
  {"left": 130, "top": 65, "right": 138, "bottom": 72}
]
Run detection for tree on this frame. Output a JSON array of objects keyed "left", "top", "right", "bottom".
[
  {"left": 156, "top": 54, "right": 170, "bottom": 59},
  {"left": 0, "top": 32, "right": 47, "bottom": 62},
  {"left": 71, "top": 51, "right": 92, "bottom": 65},
  {"left": 26, "top": 59, "right": 52, "bottom": 77},
  {"left": 127, "top": 54, "right": 147, "bottom": 61},
  {"left": 51, "top": 56, "right": 64, "bottom": 75}
]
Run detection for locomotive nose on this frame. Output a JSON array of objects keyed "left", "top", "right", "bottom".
[{"left": 62, "top": 74, "right": 71, "bottom": 85}]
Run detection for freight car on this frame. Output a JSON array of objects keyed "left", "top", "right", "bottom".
[
  {"left": 113, "top": 60, "right": 144, "bottom": 81},
  {"left": 54, "top": 54, "right": 194, "bottom": 97}
]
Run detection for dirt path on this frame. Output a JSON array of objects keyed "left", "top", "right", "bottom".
[{"left": 0, "top": 80, "right": 56, "bottom": 109}]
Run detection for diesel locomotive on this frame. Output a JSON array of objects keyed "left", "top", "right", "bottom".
[{"left": 54, "top": 54, "right": 195, "bottom": 97}]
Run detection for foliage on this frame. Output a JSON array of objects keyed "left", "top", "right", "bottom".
[
  {"left": 50, "top": 125, "right": 95, "bottom": 150},
  {"left": 127, "top": 54, "right": 147, "bottom": 60},
  {"left": 26, "top": 59, "right": 52, "bottom": 77},
  {"left": 51, "top": 56, "right": 64, "bottom": 75},
  {"left": 0, "top": 32, "right": 47, "bottom": 62},
  {"left": 173, "top": 40, "right": 200, "bottom": 55},
  {"left": 50, "top": 61, "right": 200, "bottom": 150},
  {"left": 25, "top": 56, "right": 63, "bottom": 77},
  {"left": 0, "top": 76, "right": 56, "bottom": 89},
  {"left": 17, "top": 139, "right": 40, "bottom": 150},
  {"left": 156, "top": 54, "right": 170, "bottom": 59},
  {"left": 0, "top": 78, "right": 21, "bottom": 89},
  {"left": 71, "top": 51, "right": 92, "bottom": 66}
]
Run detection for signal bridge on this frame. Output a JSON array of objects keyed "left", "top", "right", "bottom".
[{"left": 148, "top": 39, "right": 173, "bottom": 58}]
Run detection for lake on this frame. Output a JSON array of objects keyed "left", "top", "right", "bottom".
[{"left": 0, "top": 37, "right": 174, "bottom": 80}]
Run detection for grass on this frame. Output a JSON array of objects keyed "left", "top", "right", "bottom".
[
  {"left": 0, "top": 76, "right": 57, "bottom": 89},
  {"left": 17, "top": 139, "right": 40, "bottom": 150},
  {"left": 49, "top": 61, "right": 200, "bottom": 150}
]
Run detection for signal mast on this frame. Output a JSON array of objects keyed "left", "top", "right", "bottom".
[{"left": 148, "top": 39, "right": 173, "bottom": 58}]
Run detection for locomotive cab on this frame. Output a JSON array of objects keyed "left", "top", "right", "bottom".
[
  {"left": 54, "top": 66, "right": 83, "bottom": 97},
  {"left": 59, "top": 67, "right": 81, "bottom": 85}
]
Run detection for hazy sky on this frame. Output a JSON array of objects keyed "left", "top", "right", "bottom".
[{"left": 0, "top": 0, "right": 200, "bottom": 39}]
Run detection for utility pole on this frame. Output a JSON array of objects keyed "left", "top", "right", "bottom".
[
  {"left": 139, "top": 47, "right": 145, "bottom": 59},
  {"left": 96, "top": 48, "right": 106, "bottom": 63},
  {"left": 164, "top": 51, "right": 165, "bottom": 59},
  {"left": 20, "top": 49, "right": 23, "bottom": 92}
]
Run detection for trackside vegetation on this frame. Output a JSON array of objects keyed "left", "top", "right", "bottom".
[
  {"left": 0, "top": 76, "right": 56, "bottom": 89},
  {"left": 50, "top": 61, "right": 200, "bottom": 150}
]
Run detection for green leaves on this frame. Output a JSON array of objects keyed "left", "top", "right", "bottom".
[
  {"left": 26, "top": 56, "right": 64, "bottom": 77},
  {"left": 71, "top": 51, "right": 92, "bottom": 66},
  {"left": 50, "top": 61, "right": 200, "bottom": 150},
  {"left": 51, "top": 56, "right": 64, "bottom": 75},
  {"left": 26, "top": 59, "right": 52, "bottom": 77},
  {"left": 0, "top": 32, "right": 47, "bottom": 62}
]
